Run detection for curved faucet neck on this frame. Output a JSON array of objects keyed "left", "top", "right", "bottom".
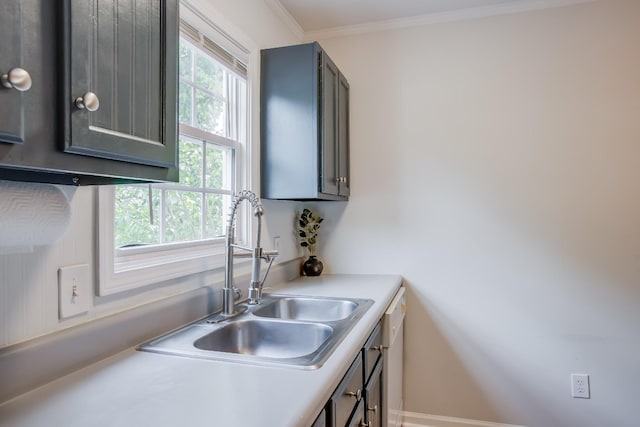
[{"left": 223, "top": 190, "right": 266, "bottom": 315}]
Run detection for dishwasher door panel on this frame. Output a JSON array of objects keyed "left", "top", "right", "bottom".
[{"left": 382, "top": 286, "right": 405, "bottom": 427}]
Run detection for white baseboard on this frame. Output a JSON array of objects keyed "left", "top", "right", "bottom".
[{"left": 402, "top": 411, "right": 527, "bottom": 427}]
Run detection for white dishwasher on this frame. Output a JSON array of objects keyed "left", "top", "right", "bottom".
[{"left": 382, "top": 286, "right": 405, "bottom": 427}]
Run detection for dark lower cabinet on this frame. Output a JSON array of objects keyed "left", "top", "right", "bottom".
[
  {"left": 0, "top": 0, "right": 178, "bottom": 185},
  {"left": 318, "top": 321, "right": 383, "bottom": 427},
  {"left": 363, "top": 322, "right": 383, "bottom": 427}
]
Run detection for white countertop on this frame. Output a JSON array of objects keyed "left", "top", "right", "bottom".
[{"left": 0, "top": 274, "right": 402, "bottom": 427}]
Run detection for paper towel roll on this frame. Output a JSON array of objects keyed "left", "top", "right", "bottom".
[{"left": 0, "top": 180, "right": 72, "bottom": 248}]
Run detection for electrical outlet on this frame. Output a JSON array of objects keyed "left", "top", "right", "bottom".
[
  {"left": 273, "top": 236, "right": 280, "bottom": 251},
  {"left": 58, "top": 264, "right": 91, "bottom": 319},
  {"left": 571, "top": 374, "right": 590, "bottom": 399}
]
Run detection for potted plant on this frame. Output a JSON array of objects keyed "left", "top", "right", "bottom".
[{"left": 298, "top": 208, "right": 324, "bottom": 276}]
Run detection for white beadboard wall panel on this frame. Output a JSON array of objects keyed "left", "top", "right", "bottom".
[
  {"left": 5, "top": 255, "right": 25, "bottom": 345},
  {"left": 0, "top": 187, "right": 93, "bottom": 347}
]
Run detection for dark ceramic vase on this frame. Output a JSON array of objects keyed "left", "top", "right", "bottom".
[{"left": 302, "top": 255, "right": 323, "bottom": 276}]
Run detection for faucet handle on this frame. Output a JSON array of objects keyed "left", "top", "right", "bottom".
[
  {"left": 261, "top": 249, "right": 279, "bottom": 262},
  {"left": 233, "top": 287, "right": 243, "bottom": 301}
]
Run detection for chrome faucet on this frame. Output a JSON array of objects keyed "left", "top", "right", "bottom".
[{"left": 217, "top": 190, "right": 278, "bottom": 320}]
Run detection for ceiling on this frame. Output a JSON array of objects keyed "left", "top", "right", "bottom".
[{"left": 271, "top": 0, "right": 594, "bottom": 35}]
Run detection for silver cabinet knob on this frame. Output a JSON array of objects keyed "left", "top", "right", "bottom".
[
  {"left": 345, "top": 388, "right": 362, "bottom": 401},
  {"left": 1, "top": 68, "right": 32, "bottom": 92},
  {"left": 75, "top": 92, "right": 100, "bottom": 111}
]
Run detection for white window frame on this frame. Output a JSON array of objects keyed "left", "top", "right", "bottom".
[{"left": 97, "top": 7, "right": 255, "bottom": 296}]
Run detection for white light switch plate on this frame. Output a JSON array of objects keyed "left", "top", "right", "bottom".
[{"left": 58, "top": 264, "right": 91, "bottom": 319}]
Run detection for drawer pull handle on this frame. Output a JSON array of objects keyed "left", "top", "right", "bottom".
[
  {"left": 368, "top": 404, "right": 378, "bottom": 413},
  {"left": 345, "top": 388, "right": 361, "bottom": 401}
]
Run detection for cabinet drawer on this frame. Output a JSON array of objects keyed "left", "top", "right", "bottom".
[
  {"left": 331, "top": 354, "right": 364, "bottom": 427},
  {"left": 363, "top": 322, "right": 382, "bottom": 383}
]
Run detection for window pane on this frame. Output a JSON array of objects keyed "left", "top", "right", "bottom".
[
  {"left": 164, "top": 190, "right": 202, "bottom": 243},
  {"left": 206, "top": 144, "right": 232, "bottom": 190},
  {"left": 178, "top": 82, "right": 193, "bottom": 125},
  {"left": 179, "top": 42, "right": 193, "bottom": 80},
  {"left": 114, "top": 186, "right": 160, "bottom": 247},
  {"left": 195, "top": 51, "right": 224, "bottom": 95},
  {"left": 179, "top": 137, "right": 203, "bottom": 187},
  {"left": 205, "top": 194, "right": 227, "bottom": 238},
  {"left": 195, "top": 90, "right": 225, "bottom": 135}
]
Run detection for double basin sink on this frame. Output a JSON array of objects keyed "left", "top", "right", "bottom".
[{"left": 138, "top": 294, "right": 374, "bottom": 369}]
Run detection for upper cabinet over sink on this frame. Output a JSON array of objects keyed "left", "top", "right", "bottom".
[
  {"left": 0, "top": 0, "right": 178, "bottom": 185},
  {"left": 261, "top": 42, "right": 350, "bottom": 201}
]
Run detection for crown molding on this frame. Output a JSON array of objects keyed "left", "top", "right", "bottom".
[
  {"left": 264, "top": 0, "right": 305, "bottom": 41},
  {"left": 301, "top": 0, "right": 597, "bottom": 41}
]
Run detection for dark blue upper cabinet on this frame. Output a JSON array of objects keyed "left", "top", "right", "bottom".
[
  {"left": 0, "top": 2, "right": 29, "bottom": 146},
  {"left": 0, "top": 0, "right": 178, "bottom": 185},
  {"left": 261, "top": 42, "right": 350, "bottom": 201},
  {"left": 61, "top": 0, "right": 178, "bottom": 169}
]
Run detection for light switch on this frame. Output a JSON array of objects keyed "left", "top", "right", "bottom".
[{"left": 58, "top": 264, "right": 91, "bottom": 319}]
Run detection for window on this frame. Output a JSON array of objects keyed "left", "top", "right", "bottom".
[{"left": 98, "top": 19, "right": 251, "bottom": 296}]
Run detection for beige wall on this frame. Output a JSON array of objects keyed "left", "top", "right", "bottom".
[{"left": 316, "top": 1, "right": 640, "bottom": 426}]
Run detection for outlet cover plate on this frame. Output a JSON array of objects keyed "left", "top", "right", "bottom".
[
  {"left": 58, "top": 264, "right": 91, "bottom": 319},
  {"left": 571, "top": 373, "right": 590, "bottom": 399}
]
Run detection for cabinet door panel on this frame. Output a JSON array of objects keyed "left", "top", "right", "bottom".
[
  {"left": 62, "top": 0, "right": 177, "bottom": 168},
  {"left": 347, "top": 400, "right": 365, "bottom": 427},
  {"left": 331, "top": 355, "right": 364, "bottom": 427},
  {"left": 365, "top": 359, "right": 383, "bottom": 427},
  {"left": 338, "top": 73, "right": 350, "bottom": 197},
  {"left": 321, "top": 53, "right": 339, "bottom": 196},
  {"left": 0, "top": 1, "right": 27, "bottom": 145},
  {"left": 363, "top": 322, "right": 382, "bottom": 383}
]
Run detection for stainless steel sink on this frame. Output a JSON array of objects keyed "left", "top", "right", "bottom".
[
  {"left": 194, "top": 319, "right": 333, "bottom": 358},
  {"left": 253, "top": 296, "right": 358, "bottom": 322},
  {"left": 138, "top": 294, "right": 374, "bottom": 369}
]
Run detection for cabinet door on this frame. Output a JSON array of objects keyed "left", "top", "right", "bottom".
[
  {"left": 0, "top": 1, "right": 29, "bottom": 145},
  {"left": 321, "top": 51, "right": 339, "bottom": 196},
  {"left": 337, "top": 72, "right": 350, "bottom": 197},
  {"left": 347, "top": 400, "right": 366, "bottom": 427},
  {"left": 61, "top": 0, "right": 178, "bottom": 168},
  {"left": 363, "top": 322, "right": 382, "bottom": 383},
  {"left": 365, "top": 359, "right": 383, "bottom": 427},
  {"left": 330, "top": 354, "right": 364, "bottom": 427}
]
